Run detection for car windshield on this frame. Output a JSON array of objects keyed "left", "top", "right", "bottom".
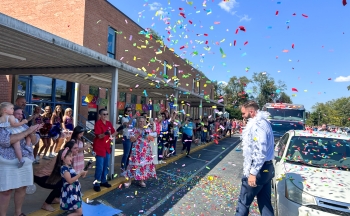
[
  {"left": 267, "top": 108, "right": 304, "bottom": 121},
  {"left": 285, "top": 136, "right": 350, "bottom": 170},
  {"left": 270, "top": 121, "right": 304, "bottom": 134}
]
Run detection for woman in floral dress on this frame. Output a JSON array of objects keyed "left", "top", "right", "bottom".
[{"left": 123, "top": 116, "right": 157, "bottom": 188}]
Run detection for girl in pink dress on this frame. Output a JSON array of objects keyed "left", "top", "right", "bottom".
[{"left": 70, "top": 126, "right": 92, "bottom": 174}]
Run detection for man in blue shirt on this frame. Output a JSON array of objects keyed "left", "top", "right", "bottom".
[
  {"left": 181, "top": 117, "right": 194, "bottom": 158},
  {"left": 235, "top": 100, "right": 275, "bottom": 216}
]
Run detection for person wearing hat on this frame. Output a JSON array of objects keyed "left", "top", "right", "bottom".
[{"left": 70, "top": 126, "right": 92, "bottom": 174}]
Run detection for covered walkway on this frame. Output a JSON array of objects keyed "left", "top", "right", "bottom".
[{"left": 0, "top": 12, "right": 224, "bottom": 178}]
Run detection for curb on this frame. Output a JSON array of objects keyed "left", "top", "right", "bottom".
[{"left": 28, "top": 138, "right": 226, "bottom": 216}]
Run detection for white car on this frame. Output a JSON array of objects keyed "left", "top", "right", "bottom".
[{"left": 273, "top": 130, "right": 350, "bottom": 216}]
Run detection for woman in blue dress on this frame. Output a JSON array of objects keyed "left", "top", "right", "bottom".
[{"left": 49, "top": 105, "right": 63, "bottom": 155}]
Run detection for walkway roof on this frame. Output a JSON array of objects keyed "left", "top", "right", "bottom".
[{"left": 0, "top": 13, "right": 223, "bottom": 108}]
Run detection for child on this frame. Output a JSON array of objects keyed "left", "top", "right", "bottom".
[
  {"left": 59, "top": 147, "right": 87, "bottom": 216},
  {"left": 0, "top": 102, "right": 31, "bottom": 168}
]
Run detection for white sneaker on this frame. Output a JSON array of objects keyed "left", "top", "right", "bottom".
[
  {"left": 36, "top": 156, "right": 40, "bottom": 161},
  {"left": 49, "top": 153, "right": 55, "bottom": 158}
]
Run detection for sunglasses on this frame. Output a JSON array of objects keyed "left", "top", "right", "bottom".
[
  {"left": 102, "top": 113, "right": 108, "bottom": 116},
  {"left": 127, "top": 110, "right": 132, "bottom": 112}
]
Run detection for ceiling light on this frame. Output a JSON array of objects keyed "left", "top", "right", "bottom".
[
  {"left": 87, "top": 75, "right": 130, "bottom": 87},
  {"left": 150, "top": 92, "right": 163, "bottom": 96},
  {"left": 118, "top": 82, "right": 130, "bottom": 87},
  {"left": 0, "top": 51, "right": 26, "bottom": 61},
  {"left": 88, "top": 75, "right": 111, "bottom": 83}
]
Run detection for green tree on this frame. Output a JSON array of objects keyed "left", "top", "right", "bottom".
[
  {"left": 148, "top": 28, "right": 163, "bottom": 41},
  {"left": 348, "top": 85, "right": 350, "bottom": 90},
  {"left": 306, "top": 97, "right": 350, "bottom": 126},
  {"left": 251, "top": 72, "right": 288, "bottom": 107},
  {"left": 224, "top": 76, "right": 250, "bottom": 106},
  {"left": 212, "top": 80, "right": 226, "bottom": 100},
  {"left": 276, "top": 92, "right": 292, "bottom": 103},
  {"left": 225, "top": 106, "right": 242, "bottom": 120}
]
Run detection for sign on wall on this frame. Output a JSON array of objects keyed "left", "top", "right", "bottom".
[{"left": 82, "top": 96, "right": 87, "bottom": 106}]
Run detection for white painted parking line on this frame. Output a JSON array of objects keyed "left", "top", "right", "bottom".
[
  {"left": 144, "top": 139, "right": 241, "bottom": 216},
  {"left": 201, "top": 149, "right": 222, "bottom": 153},
  {"left": 188, "top": 157, "right": 209, "bottom": 162},
  {"left": 157, "top": 170, "right": 186, "bottom": 180}
]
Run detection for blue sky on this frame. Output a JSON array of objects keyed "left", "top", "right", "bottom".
[{"left": 109, "top": 0, "right": 350, "bottom": 111}]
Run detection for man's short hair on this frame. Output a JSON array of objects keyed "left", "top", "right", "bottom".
[
  {"left": 98, "top": 108, "right": 107, "bottom": 115},
  {"left": 124, "top": 107, "right": 131, "bottom": 113},
  {"left": 242, "top": 100, "right": 259, "bottom": 111},
  {"left": 15, "top": 96, "right": 26, "bottom": 102}
]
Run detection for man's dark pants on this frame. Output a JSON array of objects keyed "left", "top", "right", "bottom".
[{"left": 235, "top": 162, "right": 275, "bottom": 216}]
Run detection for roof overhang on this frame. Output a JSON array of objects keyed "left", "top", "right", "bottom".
[{"left": 0, "top": 13, "right": 224, "bottom": 107}]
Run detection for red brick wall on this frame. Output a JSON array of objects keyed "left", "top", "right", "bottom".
[
  {"left": 0, "top": 75, "right": 13, "bottom": 103},
  {"left": 0, "top": 0, "right": 86, "bottom": 45},
  {"left": 0, "top": 0, "right": 216, "bottom": 119},
  {"left": 83, "top": 0, "right": 214, "bottom": 99},
  {"left": 0, "top": 0, "right": 87, "bottom": 117}
]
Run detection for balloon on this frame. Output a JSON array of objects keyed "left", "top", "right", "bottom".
[{"left": 26, "top": 184, "right": 36, "bottom": 195}]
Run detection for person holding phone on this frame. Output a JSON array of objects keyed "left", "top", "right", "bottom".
[
  {"left": 121, "top": 107, "right": 137, "bottom": 172},
  {"left": 92, "top": 109, "right": 118, "bottom": 192}
]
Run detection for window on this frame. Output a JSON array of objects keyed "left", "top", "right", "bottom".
[
  {"left": 192, "top": 79, "right": 195, "bottom": 92},
  {"left": 197, "top": 81, "right": 200, "bottom": 93},
  {"left": 164, "top": 60, "right": 168, "bottom": 75},
  {"left": 119, "top": 92, "right": 126, "bottom": 102},
  {"left": 174, "top": 67, "right": 177, "bottom": 77},
  {"left": 28, "top": 76, "right": 74, "bottom": 116},
  {"left": 141, "top": 96, "right": 146, "bottom": 104},
  {"left": 107, "top": 27, "right": 116, "bottom": 58},
  {"left": 32, "top": 76, "right": 53, "bottom": 101},
  {"left": 56, "top": 79, "right": 73, "bottom": 103},
  {"left": 210, "top": 88, "right": 213, "bottom": 99},
  {"left": 131, "top": 94, "right": 137, "bottom": 104},
  {"left": 277, "top": 133, "right": 289, "bottom": 157},
  {"left": 17, "top": 79, "right": 27, "bottom": 97}
]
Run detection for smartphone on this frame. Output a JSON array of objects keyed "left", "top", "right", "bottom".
[{"left": 84, "top": 159, "right": 93, "bottom": 171}]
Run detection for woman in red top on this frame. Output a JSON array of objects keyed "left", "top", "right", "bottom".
[{"left": 92, "top": 109, "right": 118, "bottom": 192}]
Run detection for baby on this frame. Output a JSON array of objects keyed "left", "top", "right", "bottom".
[{"left": 0, "top": 102, "right": 32, "bottom": 168}]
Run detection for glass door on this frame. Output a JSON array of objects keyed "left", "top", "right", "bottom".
[{"left": 18, "top": 76, "right": 32, "bottom": 115}]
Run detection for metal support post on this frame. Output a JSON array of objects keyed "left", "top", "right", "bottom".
[
  {"left": 109, "top": 68, "right": 118, "bottom": 180},
  {"left": 174, "top": 90, "right": 179, "bottom": 112},
  {"left": 73, "top": 83, "right": 79, "bottom": 127},
  {"left": 199, "top": 99, "right": 203, "bottom": 119}
]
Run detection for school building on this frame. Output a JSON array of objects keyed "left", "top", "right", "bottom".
[{"left": 0, "top": 0, "right": 224, "bottom": 125}]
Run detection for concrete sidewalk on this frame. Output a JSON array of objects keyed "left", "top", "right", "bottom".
[{"left": 6, "top": 138, "right": 222, "bottom": 216}]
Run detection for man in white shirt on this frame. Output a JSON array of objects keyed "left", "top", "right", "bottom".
[{"left": 235, "top": 100, "right": 275, "bottom": 216}]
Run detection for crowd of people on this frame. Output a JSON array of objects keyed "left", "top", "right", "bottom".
[
  {"left": 0, "top": 96, "right": 246, "bottom": 216},
  {"left": 305, "top": 124, "right": 349, "bottom": 134}
]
